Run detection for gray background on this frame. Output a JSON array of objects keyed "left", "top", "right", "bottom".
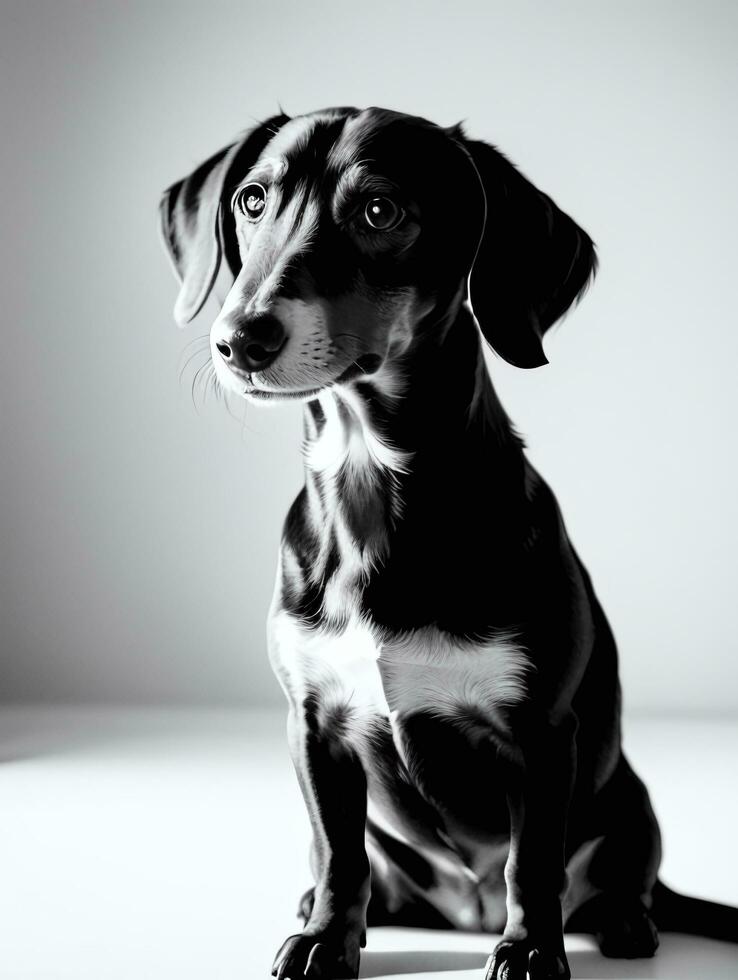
[{"left": 1, "top": 0, "right": 736, "bottom": 712}]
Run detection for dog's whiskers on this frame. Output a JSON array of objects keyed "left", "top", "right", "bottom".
[
  {"left": 178, "top": 344, "right": 212, "bottom": 385},
  {"left": 191, "top": 358, "right": 215, "bottom": 413},
  {"left": 179, "top": 333, "right": 210, "bottom": 355}
]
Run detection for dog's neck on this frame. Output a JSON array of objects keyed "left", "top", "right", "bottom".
[
  {"left": 303, "top": 302, "right": 521, "bottom": 484},
  {"left": 296, "top": 304, "right": 527, "bottom": 620}
]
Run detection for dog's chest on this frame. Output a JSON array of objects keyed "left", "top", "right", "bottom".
[{"left": 269, "top": 609, "right": 530, "bottom": 734}]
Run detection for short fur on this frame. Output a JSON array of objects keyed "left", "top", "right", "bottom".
[{"left": 160, "top": 106, "right": 738, "bottom": 980}]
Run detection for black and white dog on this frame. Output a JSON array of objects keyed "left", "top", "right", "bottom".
[{"left": 160, "top": 107, "right": 737, "bottom": 980}]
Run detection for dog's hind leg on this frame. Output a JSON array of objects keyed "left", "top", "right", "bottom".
[{"left": 567, "top": 754, "right": 662, "bottom": 958}]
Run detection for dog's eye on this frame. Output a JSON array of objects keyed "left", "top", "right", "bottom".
[
  {"left": 233, "top": 182, "right": 268, "bottom": 222},
  {"left": 364, "top": 197, "right": 403, "bottom": 231}
]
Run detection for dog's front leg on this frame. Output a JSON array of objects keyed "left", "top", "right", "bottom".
[
  {"left": 272, "top": 707, "right": 370, "bottom": 980},
  {"left": 486, "top": 713, "right": 577, "bottom": 980}
]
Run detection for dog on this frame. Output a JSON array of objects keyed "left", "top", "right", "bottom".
[{"left": 160, "top": 107, "right": 738, "bottom": 980}]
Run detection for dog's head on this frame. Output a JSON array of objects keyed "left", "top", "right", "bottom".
[{"left": 160, "top": 107, "right": 596, "bottom": 400}]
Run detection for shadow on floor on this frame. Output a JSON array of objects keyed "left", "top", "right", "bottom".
[
  {"left": 360, "top": 950, "right": 489, "bottom": 976},
  {"left": 360, "top": 934, "right": 738, "bottom": 978}
]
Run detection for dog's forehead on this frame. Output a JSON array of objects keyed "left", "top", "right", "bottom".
[
  {"left": 257, "top": 108, "right": 446, "bottom": 185},
  {"left": 259, "top": 111, "right": 351, "bottom": 178},
  {"left": 262, "top": 114, "right": 330, "bottom": 162}
]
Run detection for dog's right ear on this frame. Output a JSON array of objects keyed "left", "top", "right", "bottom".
[{"left": 159, "top": 114, "right": 289, "bottom": 327}]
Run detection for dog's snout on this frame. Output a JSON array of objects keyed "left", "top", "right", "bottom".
[{"left": 216, "top": 313, "right": 286, "bottom": 373}]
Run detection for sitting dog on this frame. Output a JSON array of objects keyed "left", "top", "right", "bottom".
[{"left": 160, "top": 107, "right": 738, "bottom": 980}]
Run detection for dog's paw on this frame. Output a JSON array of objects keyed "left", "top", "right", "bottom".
[
  {"left": 272, "top": 932, "right": 360, "bottom": 979},
  {"left": 596, "top": 903, "right": 659, "bottom": 959},
  {"left": 527, "top": 947, "right": 571, "bottom": 979},
  {"left": 484, "top": 940, "right": 570, "bottom": 980},
  {"left": 484, "top": 940, "right": 529, "bottom": 980}
]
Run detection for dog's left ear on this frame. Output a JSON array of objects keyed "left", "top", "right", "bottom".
[
  {"left": 159, "top": 114, "right": 289, "bottom": 327},
  {"left": 458, "top": 137, "right": 597, "bottom": 368}
]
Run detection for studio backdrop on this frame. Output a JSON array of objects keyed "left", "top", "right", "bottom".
[{"left": 1, "top": 0, "right": 736, "bottom": 713}]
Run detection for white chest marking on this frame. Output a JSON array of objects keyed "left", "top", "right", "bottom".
[
  {"left": 269, "top": 610, "right": 530, "bottom": 735},
  {"left": 269, "top": 610, "right": 388, "bottom": 725},
  {"left": 380, "top": 627, "right": 530, "bottom": 720}
]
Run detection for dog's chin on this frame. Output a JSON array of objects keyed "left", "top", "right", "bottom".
[
  {"left": 242, "top": 386, "right": 325, "bottom": 403},
  {"left": 228, "top": 354, "right": 384, "bottom": 404}
]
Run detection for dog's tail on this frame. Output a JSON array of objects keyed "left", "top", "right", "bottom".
[{"left": 652, "top": 880, "right": 738, "bottom": 942}]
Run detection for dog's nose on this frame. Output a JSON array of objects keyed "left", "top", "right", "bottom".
[{"left": 216, "top": 313, "right": 286, "bottom": 373}]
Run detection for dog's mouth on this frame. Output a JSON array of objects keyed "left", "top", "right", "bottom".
[{"left": 238, "top": 352, "right": 383, "bottom": 402}]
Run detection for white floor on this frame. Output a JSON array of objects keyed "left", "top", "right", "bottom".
[{"left": 0, "top": 708, "right": 736, "bottom": 980}]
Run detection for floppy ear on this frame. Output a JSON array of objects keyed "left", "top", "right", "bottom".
[
  {"left": 159, "top": 114, "right": 289, "bottom": 327},
  {"left": 460, "top": 138, "right": 597, "bottom": 368}
]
